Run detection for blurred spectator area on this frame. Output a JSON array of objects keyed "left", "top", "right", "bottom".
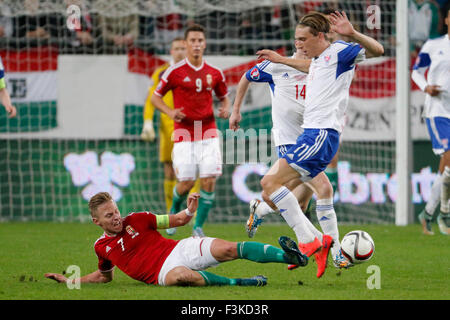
[{"left": 0, "top": 0, "right": 448, "bottom": 56}]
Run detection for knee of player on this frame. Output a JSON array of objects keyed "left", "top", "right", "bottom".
[
  {"left": 178, "top": 180, "right": 196, "bottom": 194},
  {"left": 172, "top": 269, "right": 199, "bottom": 286},
  {"left": 316, "top": 180, "right": 333, "bottom": 199},
  {"left": 223, "top": 242, "right": 238, "bottom": 260},
  {"left": 200, "top": 177, "right": 216, "bottom": 191},
  {"left": 260, "top": 175, "right": 275, "bottom": 192}
]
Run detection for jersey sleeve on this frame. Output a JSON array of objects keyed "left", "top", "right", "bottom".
[
  {"left": 0, "top": 57, "right": 6, "bottom": 90},
  {"left": 214, "top": 69, "right": 229, "bottom": 100},
  {"left": 413, "top": 41, "right": 432, "bottom": 71},
  {"left": 411, "top": 41, "right": 432, "bottom": 91},
  {"left": 336, "top": 43, "right": 365, "bottom": 78},
  {"left": 245, "top": 60, "right": 274, "bottom": 83},
  {"left": 128, "top": 211, "right": 170, "bottom": 230},
  {"left": 94, "top": 246, "right": 115, "bottom": 273},
  {"left": 153, "top": 68, "right": 173, "bottom": 98}
]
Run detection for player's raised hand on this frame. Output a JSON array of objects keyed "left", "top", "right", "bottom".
[
  {"left": 170, "top": 108, "right": 186, "bottom": 123},
  {"left": 256, "top": 49, "right": 283, "bottom": 63},
  {"left": 229, "top": 111, "right": 241, "bottom": 131},
  {"left": 187, "top": 193, "right": 200, "bottom": 213},
  {"left": 44, "top": 273, "right": 67, "bottom": 283},
  {"left": 329, "top": 11, "right": 356, "bottom": 37}
]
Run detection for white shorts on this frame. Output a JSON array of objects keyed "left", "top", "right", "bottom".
[
  {"left": 157, "top": 236, "right": 220, "bottom": 286},
  {"left": 172, "top": 137, "right": 222, "bottom": 181}
]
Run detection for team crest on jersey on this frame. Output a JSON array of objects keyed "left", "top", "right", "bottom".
[
  {"left": 250, "top": 67, "right": 260, "bottom": 80},
  {"left": 126, "top": 225, "right": 140, "bottom": 239},
  {"left": 206, "top": 74, "right": 213, "bottom": 91},
  {"left": 324, "top": 55, "right": 331, "bottom": 65},
  {"left": 206, "top": 74, "right": 212, "bottom": 85}
]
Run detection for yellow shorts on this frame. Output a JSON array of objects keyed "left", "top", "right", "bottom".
[{"left": 159, "top": 114, "right": 174, "bottom": 163}]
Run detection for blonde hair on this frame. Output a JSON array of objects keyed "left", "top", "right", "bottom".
[
  {"left": 88, "top": 192, "right": 113, "bottom": 217},
  {"left": 297, "top": 12, "right": 330, "bottom": 36}
]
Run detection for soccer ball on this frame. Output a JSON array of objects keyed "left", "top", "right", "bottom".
[{"left": 341, "top": 230, "right": 375, "bottom": 264}]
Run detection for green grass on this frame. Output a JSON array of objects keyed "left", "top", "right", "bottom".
[{"left": 0, "top": 222, "right": 448, "bottom": 300}]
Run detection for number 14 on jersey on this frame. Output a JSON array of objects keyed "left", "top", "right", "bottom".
[{"left": 295, "top": 84, "right": 306, "bottom": 100}]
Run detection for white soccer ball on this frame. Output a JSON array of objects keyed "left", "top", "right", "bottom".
[{"left": 341, "top": 230, "right": 375, "bottom": 264}]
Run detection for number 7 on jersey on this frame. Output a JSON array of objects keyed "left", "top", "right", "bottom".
[{"left": 117, "top": 237, "right": 125, "bottom": 251}]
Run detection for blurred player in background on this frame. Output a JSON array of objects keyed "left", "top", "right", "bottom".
[
  {"left": 0, "top": 56, "right": 17, "bottom": 119},
  {"left": 256, "top": 11, "right": 384, "bottom": 278},
  {"left": 412, "top": 7, "right": 450, "bottom": 236},
  {"left": 140, "top": 37, "right": 200, "bottom": 235},
  {"left": 45, "top": 191, "right": 308, "bottom": 287},
  {"left": 151, "top": 24, "right": 230, "bottom": 237}
]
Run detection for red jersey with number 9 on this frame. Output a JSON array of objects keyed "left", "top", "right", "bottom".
[
  {"left": 94, "top": 212, "right": 179, "bottom": 284},
  {"left": 154, "top": 58, "right": 228, "bottom": 143}
]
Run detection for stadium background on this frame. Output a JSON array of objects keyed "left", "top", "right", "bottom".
[{"left": 0, "top": 0, "right": 449, "bottom": 224}]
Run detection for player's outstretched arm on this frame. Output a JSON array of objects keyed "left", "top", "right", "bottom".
[
  {"left": 229, "top": 74, "right": 251, "bottom": 131},
  {"left": 45, "top": 269, "right": 113, "bottom": 284},
  {"left": 0, "top": 88, "right": 16, "bottom": 118},
  {"left": 168, "top": 193, "right": 200, "bottom": 228},
  {"left": 329, "top": 11, "right": 384, "bottom": 58},
  {"left": 256, "top": 50, "right": 311, "bottom": 73}
]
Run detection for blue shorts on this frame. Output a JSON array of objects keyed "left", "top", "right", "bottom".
[
  {"left": 282, "top": 128, "right": 339, "bottom": 182},
  {"left": 276, "top": 144, "right": 295, "bottom": 158},
  {"left": 426, "top": 117, "right": 450, "bottom": 156}
]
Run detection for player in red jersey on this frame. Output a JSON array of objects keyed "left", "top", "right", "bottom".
[
  {"left": 151, "top": 24, "right": 230, "bottom": 237},
  {"left": 45, "top": 192, "right": 308, "bottom": 287}
]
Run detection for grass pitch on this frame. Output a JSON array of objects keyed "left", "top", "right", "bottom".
[{"left": 0, "top": 222, "right": 448, "bottom": 300}]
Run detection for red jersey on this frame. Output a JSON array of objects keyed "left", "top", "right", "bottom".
[
  {"left": 94, "top": 212, "right": 179, "bottom": 284},
  {"left": 154, "top": 58, "right": 228, "bottom": 143}
]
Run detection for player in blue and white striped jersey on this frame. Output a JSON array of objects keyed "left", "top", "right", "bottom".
[
  {"left": 0, "top": 56, "right": 17, "bottom": 119},
  {"left": 230, "top": 51, "right": 317, "bottom": 234},
  {"left": 412, "top": 8, "right": 450, "bottom": 236},
  {"left": 230, "top": 49, "right": 343, "bottom": 272},
  {"left": 255, "top": 11, "right": 384, "bottom": 277}
]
